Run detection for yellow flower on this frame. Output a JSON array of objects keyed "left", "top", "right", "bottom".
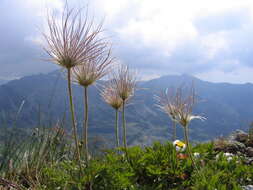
[{"left": 173, "top": 140, "right": 186, "bottom": 152}]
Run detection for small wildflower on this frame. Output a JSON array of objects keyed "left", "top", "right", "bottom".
[
  {"left": 224, "top": 153, "right": 234, "bottom": 162},
  {"left": 173, "top": 140, "right": 186, "bottom": 152},
  {"left": 216, "top": 152, "right": 234, "bottom": 162},
  {"left": 179, "top": 173, "right": 188, "bottom": 180},
  {"left": 193, "top": 152, "right": 200, "bottom": 158},
  {"left": 227, "top": 156, "right": 233, "bottom": 162},
  {"left": 224, "top": 152, "right": 234, "bottom": 157},
  {"left": 177, "top": 153, "right": 188, "bottom": 159}
]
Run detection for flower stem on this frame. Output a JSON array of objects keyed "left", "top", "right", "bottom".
[
  {"left": 83, "top": 86, "right": 89, "bottom": 165},
  {"left": 122, "top": 100, "right": 127, "bottom": 149},
  {"left": 115, "top": 109, "right": 119, "bottom": 148},
  {"left": 172, "top": 120, "right": 176, "bottom": 141},
  {"left": 84, "top": 86, "right": 92, "bottom": 190},
  {"left": 183, "top": 125, "right": 199, "bottom": 172},
  {"left": 122, "top": 100, "right": 130, "bottom": 162},
  {"left": 67, "top": 68, "right": 81, "bottom": 167}
]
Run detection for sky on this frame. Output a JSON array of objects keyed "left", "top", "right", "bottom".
[{"left": 1, "top": 0, "right": 253, "bottom": 83}]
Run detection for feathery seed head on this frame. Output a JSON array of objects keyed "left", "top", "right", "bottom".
[
  {"left": 43, "top": 5, "right": 105, "bottom": 69},
  {"left": 71, "top": 46, "right": 114, "bottom": 87},
  {"left": 155, "top": 90, "right": 178, "bottom": 122},
  {"left": 156, "top": 85, "right": 205, "bottom": 128},
  {"left": 101, "top": 83, "right": 123, "bottom": 110},
  {"left": 112, "top": 64, "right": 137, "bottom": 101}
]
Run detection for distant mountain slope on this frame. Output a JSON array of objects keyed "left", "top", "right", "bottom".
[
  {"left": 0, "top": 71, "right": 252, "bottom": 144},
  {"left": 0, "top": 79, "right": 10, "bottom": 86}
]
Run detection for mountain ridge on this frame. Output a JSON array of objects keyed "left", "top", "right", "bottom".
[{"left": 0, "top": 70, "right": 252, "bottom": 145}]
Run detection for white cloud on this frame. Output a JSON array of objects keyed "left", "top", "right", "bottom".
[
  {"left": 2, "top": 0, "right": 253, "bottom": 83},
  {"left": 94, "top": 0, "right": 253, "bottom": 49},
  {"left": 200, "top": 32, "right": 228, "bottom": 59},
  {"left": 90, "top": 0, "right": 253, "bottom": 81},
  {"left": 196, "top": 66, "right": 253, "bottom": 83}
]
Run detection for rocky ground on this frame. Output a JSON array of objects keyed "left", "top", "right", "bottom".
[{"left": 214, "top": 129, "right": 253, "bottom": 190}]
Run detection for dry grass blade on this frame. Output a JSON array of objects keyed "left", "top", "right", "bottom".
[{"left": 0, "top": 176, "right": 21, "bottom": 190}]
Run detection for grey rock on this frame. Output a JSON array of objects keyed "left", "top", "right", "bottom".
[
  {"left": 226, "top": 140, "right": 246, "bottom": 153},
  {"left": 235, "top": 129, "right": 247, "bottom": 134},
  {"left": 228, "top": 130, "right": 248, "bottom": 143},
  {"left": 246, "top": 147, "right": 253, "bottom": 157},
  {"left": 246, "top": 139, "right": 253, "bottom": 148},
  {"left": 244, "top": 157, "right": 253, "bottom": 165},
  {"left": 236, "top": 133, "right": 248, "bottom": 143},
  {"left": 242, "top": 185, "right": 253, "bottom": 190},
  {"left": 214, "top": 139, "right": 246, "bottom": 154},
  {"left": 228, "top": 133, "right": 237, "bottom": 141}
]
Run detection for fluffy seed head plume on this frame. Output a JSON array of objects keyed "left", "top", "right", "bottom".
[
  {"left": 101, "top": 83, "right": 123, "bottom": 110},
  {"left": 156, "top": 85, "right": 205, "bottom": 127},
  {"left": 155, "top": 88, "right": 179, "bottom": 122},
  {"left": 71, "top": 46, "right": 114, "bottom": 87},
  {"left": 43, "top": 4, "right": 104, "bottom": 69},
  {"left": 112, "top": 64, "right": 137, "bottom": 101}
]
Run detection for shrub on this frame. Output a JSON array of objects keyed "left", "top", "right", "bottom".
[{"left": 191, "top": 153, "right": 253, "bottom": 190}]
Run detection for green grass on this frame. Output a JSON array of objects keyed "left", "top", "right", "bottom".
[{"left": 0, "top": 130, "right": 252, "bottom": 190}]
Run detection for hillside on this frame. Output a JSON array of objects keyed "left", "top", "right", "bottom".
[{"left": 0, "top": 71, "right": 253, "bottom": 144}]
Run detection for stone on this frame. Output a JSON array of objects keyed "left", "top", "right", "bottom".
[
  {"left": 246, "top": 147, "right": 253, "bottom": 157},
  {"left": 246, "top": 139, "right": 253, "bottom": 148},
  {"left": 244, "top": 157, "right": 253, "bottom": 165},
  {"left": 228, "top": 130, "right": 248, "bottom": 143},
  {"left": 242, "top": 185, "right": 253, "bottom": 190},
  {"left": 236, "top": 133, "right": 249, "bottom": 143},
  {"left": 214, "top": 138, "right": 246, "bottom": 154},
  {"left": 214, "top": 138, "right": 228, "bottom": 152},
  {"left": 228, "top": 133, "right": 237, "bottom": 142},
  {"left": 225, "top": 140, "right": 246, "bottom": 154}
]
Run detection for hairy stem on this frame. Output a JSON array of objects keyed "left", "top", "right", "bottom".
[
  {"left": 122, "top": 100, "right": 127, "bottom": 150},
  {"left": 84, "top": 86, "right": 89, "bottom": 164},
  {"left": 172, "top": 120, "right": 176, "bottom": 141},
  {"left": 183, "top": 125, "right": 199, "bottom": 172},
  {"left": 67, "top": 68, "right": 81, "bottom": 164},
  {"left": 122, "top": 100, "right": 130, "bottom": 163},
  {"left": 84, "top": 86, "right": 92, "bottom": 190},
  {"left": 115, "top": 109, "right": 120, "bottom": 148}
]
